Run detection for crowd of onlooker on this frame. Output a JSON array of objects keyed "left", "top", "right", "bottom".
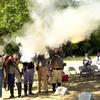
[{"left": 83, "top": 51, "right": 100, "bottom": 71}]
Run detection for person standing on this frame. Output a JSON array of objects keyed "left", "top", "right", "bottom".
[
  {"left": 50, "top": 54, "right": 64, "bottom": 92},
  {"left": 83, "top": 53, "right": 92, "bottom": 71},
  {"left": 94, "top": 51, "right": 100, "bottom": 70},
  {"left": 3, "top": 54, "right": 11, "bottom": 91},
  {"left": 36, "top": 54, "right": 48, "bottom": 94},
  {"left": 13, "top": 54, "right": 22, "bottom": 98},
  {"left": 22, "top": 61, "right": 34, "bottom": 96},
  {"left": 7, "top": 56, "right": 15, "bottom": 98},
  {"left": 0, "top": 55, "right": 3, "bottom": 99},
  {"left": 28, "top": 62, "right": 34, "bottom": 95}
]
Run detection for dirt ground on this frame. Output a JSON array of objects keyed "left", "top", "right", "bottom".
[{"left": 2, "top": 79, "right": 100, "bottom": 100}]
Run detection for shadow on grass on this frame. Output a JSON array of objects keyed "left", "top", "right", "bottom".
[
  {"left": 67, "top": 80, "right": 100, "bottom": 92},
  {"left": 3, "top": 79, "right": 100, "bottom": 100}
]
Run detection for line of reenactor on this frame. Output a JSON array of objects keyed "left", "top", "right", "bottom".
[
  {"left": 1, "top": 47, "right": 65, "bottom": 99},
  {"left": 3, "top": 53, "right": 34, "bottom": 98}
]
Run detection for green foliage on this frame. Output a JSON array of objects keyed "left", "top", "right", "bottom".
[
  {"left": 63, "top": 41, "right": 73, "bottom": 56},
  {"left": 3, "top": 42, "right": 19, "bottom": 55},
  {"left": 0, "top": 0, "right": 30, "bottom": 43},
  {"left": 89, "top": 30, "right": 100, "bottom": 54},
  {"left": 63, "top": 26, "right": 100, "bottom": 57},
  {"left": 78, "top": 40, "right": 91, "bottom": 55}
]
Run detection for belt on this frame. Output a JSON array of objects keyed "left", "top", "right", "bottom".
[{"left": 53, "top": 68, "right": 63, "bottom": 70}]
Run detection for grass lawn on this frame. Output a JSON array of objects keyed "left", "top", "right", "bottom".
[{"left": 64, "top": 56, "right": 95, "bottom": 61}]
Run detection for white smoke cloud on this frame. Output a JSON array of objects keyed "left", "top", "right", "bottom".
[{"left": 17, "top": 0, "right": 100, "bottom": 61}]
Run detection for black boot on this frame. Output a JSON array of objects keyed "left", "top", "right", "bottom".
[
  {"left": 16, "top": 82, "right": 22, "bottom": 97},
  {"left": 57, "top": 82, "right": 61, "bottom": 87},
  {"left": 4, "top": 83, "right": 6, "bottom": 90},
  {"left": 52, "top": 83, "right": 56, "bottom": 92},
  {"left": 24, "top": 84, "right": 27, "bottom": 96},
  {"left": 29, "top": 83, "right": 34, "bottom": 95},
  {"left": 9, "top": 86, "right": 14, "bottom": 98}
]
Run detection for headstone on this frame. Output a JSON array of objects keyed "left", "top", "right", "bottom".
[
  {"left": 55, "top": 86, "right": 68, "bottom": 96},
  {"left": 79, "top": 92, "right": 93, "bottom": 100}
]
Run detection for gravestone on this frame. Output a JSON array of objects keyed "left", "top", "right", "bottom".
[
  {"left": 55, "top": 86, "right": 68, "bottom": 96},
  {"left": 79, "top": 92, "right": 93, "bottom": 100}
]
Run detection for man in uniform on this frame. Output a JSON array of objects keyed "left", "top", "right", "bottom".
[
  {"left": 3, "top": 54, "right": 11, "bottom": 91},
  {"left": 36, "top": 54, "right": 48, "bottom": 94},
  {"left": 50, "top": 54, "right": 64, "bottom": 92},
  {"left": 6, "top": 56, "right": 15, "bottom": 98},
  {"left": 13, "top": 54, "right": 22, "bottom": 98},
  {"left": 22, "top": 61, "right": 34, "bottom": 96}
]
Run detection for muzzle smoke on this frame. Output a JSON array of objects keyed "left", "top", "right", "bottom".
[{"left": 16, "top": 0, "right": 100, "bottom": 61}]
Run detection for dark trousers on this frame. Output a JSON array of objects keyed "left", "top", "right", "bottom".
[{"left": 8, "top": 74, "right": 15, "bottom": 97}]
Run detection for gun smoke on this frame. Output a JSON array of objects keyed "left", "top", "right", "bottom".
[{"left": 16, "top": 0, "right": 100, "bottom": 61}]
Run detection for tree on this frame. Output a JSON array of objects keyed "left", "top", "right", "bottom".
[
  {"left": 63, "top": 41, "right": 73, "bottom": 57},
  {"left": 3, "top": 42, "right": 20, "bottom": 55},
  {"left": 78, "top": 40, "right": 91, "bottom": 56},
  {"left": 71, "top": 43, "right": 79, "bottom": 56},
  {"left": 0, "top": 0, "right": 30, "bottom": 44},
  {"left": 89, "top": 30, "right": 100, "bottom": 54}
]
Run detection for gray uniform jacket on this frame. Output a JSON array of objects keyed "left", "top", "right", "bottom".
[{"left": 51, "top": 55, "right": 64, "bottom": 69}]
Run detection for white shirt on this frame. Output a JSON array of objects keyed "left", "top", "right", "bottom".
[{"left": 93, "top": 56, "right": 100, "bottom": 70}]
